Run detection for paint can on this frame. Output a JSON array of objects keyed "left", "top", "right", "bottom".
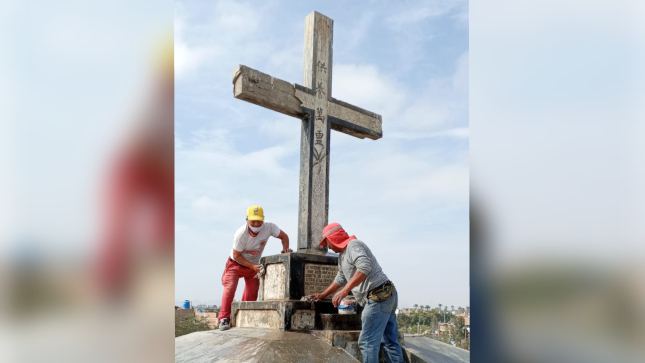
[{"left": 338, "top": 295, "right": 357, "bottom": 315}]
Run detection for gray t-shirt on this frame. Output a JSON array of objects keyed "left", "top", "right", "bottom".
[{"left": 333, "top": 239, "right": 389, "bottom": 306}]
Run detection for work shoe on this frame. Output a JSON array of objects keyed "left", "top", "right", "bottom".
[{"left": 219, "top": 318, "right": 230, "bottom": 331}]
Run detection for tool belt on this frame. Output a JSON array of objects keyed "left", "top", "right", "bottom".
[{"left": 367, "top": 280, "right": 395, "bottom": 302}]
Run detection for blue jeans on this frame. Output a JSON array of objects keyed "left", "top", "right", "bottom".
[{"left": 358, "top": 289, "right": 405, "bottom": 363}]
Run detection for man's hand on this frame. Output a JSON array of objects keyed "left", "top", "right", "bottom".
[
  {"left": 281, "top": 248, "right": 293, "bottom": 253},
  {"left": 332, "top": 288, "right": 349, "bottom": 307},
  {"left": 308, "top": 293, "right": 325, "bottom": 301},
  {"left": 252, "top": 264, "right": 261, "bottom": 274}
]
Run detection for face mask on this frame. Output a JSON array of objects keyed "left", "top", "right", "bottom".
[{"left": 248, "top": 224, "right": 263, "bottom": 233}]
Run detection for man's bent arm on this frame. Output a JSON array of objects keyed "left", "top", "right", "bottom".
[
  {"left": 332, "top": 271, "right": 367, "bottom": 307},
  {"left": 277, "top": 230, "right": 291, "bottom": 252},
  {"left": 232, "top": 249, "right": 258, "bottom": 270},
  {"left": 342, "top": 270, "right": 368, "bottom": 293}
]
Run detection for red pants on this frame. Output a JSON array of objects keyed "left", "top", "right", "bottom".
[{"left": 219, "top": 259, "right": 260, "bottom": 322}]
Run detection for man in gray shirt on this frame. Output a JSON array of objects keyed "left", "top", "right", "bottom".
[{"left": 309, "top": 223, "right": 404, "bottom": 363}]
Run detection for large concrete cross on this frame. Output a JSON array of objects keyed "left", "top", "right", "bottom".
[{"left": 232, "top": 11, "right": 382, "bottom": 253}]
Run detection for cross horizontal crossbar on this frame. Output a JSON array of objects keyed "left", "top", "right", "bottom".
[{"left": 233, "top": 65, "right": 382, "bottom": 140}]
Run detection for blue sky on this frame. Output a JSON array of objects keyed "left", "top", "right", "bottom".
[{"left": 175, "top": 0, "right": 469, "bottom": 308}]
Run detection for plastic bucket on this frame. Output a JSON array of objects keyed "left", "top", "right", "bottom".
[{"left": 338, "top": 296, "right": 357, "bottom": 315}]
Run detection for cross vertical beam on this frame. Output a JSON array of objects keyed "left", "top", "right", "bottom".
[
  {"left": 232, "top": 11, "right": 383, "bottom": 254},
  {"left": 298, "top": 12, "right": 333, "bottom": 253}
]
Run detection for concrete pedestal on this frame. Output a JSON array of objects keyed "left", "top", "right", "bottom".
[
  {"left": 259, "top": 252, "right": 339, "bottom": 301},
  {"left": 231, "top": 251, "right": 360, "bottom": 331}
]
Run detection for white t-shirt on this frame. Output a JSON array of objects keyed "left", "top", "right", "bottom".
[{"left": 229, "top": 222, "right": 281, "bottom": 265}]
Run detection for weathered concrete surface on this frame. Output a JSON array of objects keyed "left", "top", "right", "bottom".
[
  {"left": 311, "top": 331, "right": 362, "bottom": 361},
  {"left": 319, "top": 314, "right": 362, "bottom": 330},
  {"left": 175, "top": 328, "right": 359, "bottom": 363},
  {"left": 231, "top": 299, "right": 339, "bottom": 331},
  {"left": 403, "top": 335, "right": 470, "bottom": 363},
  {"left": 304, "top": 263, "right": 338, "bottom": 297},
  {"left": 311, "top": 330, "right": 427, "bottom": 363},
  {"left": 232, "top": 65, "right": 302, "bottom": 118},
  {"left": 263, "top": 263, "right": 286, "bottom": 300},
  {"left": 258, "top": 253, "right": 338, "bottom": 301},
  {"left": 290, "top": 310, "right": 315, "bottom": 331},
  {"left": 235, "top": 310, "right": 281, "bottom": 330}
]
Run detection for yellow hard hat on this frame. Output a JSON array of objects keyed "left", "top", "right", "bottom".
[{"left": 246, "top": 206, "right": 265, "bottom": 221}]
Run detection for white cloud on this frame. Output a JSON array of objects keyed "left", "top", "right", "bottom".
[
  {"left": 386, "top": 0, "right": 467, "bottom": 28},
  {"left": 174, "top": 0, "right": 269, "bottom": 80},
  {"left": 390, "top": 127, "right": 469, "bottom": 140},
  {"left": 332, "top": 63, "right": 406, "bottom": 120},
  {"left": 344, "top": 12, "right": 375, "bottom": 50},
  {"left": 257, "top": 117, "right": 302, "bottom": 142},
  {"left": 452, "top": 51, "right": 469, "bottom": 93},
  {"left": 329, "top": 55, "right": 468, "bottom": 138},
  {"left": 174, "top": 16, "right": 210, "bottom": 79}
]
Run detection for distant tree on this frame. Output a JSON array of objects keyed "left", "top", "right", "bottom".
[
  {"left": 397, "top": 312, "right": 411, "bottom": 330},
  {"left": 452, "top": 316, "right": 465, "bottom": 337},
  {"left": 439, "top": 330, "right": 451, "bottom": 344},
  {"left": 175, "top": 314, "right": 211, "bottom": 337},
  {"left": 459, "top": 338, "right": 470, "bottom": 351},
  {"left": 451, "top": 305, "right": 454, "bottom": 312},
  {"left": 451, "top": 316, "right": 467, "bottom": 350},
  {"left": 413, "top": 304, "right": 418, "bottom": 309},
  {"left": 425, "top": 305, "right": 430, "bottom": 311},
  {"left": 430, "top": 315, "right": 438, "bottom": 331}
]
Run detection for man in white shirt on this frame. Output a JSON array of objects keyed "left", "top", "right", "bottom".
[{"left": 218, "top": 205, "right": 291, "bottom": 330}]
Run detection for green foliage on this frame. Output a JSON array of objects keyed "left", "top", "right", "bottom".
[
  {"left": 456, "top": 338, "right": 470, "bottom": 350},
  {"left": 175, "top": 314, "right": 212, "bottom": 337},
  {"left": 439, "top": 330, "right": 451, "bottom": 344},
  {"left": 452, "top": 316, "right": 465, "bottom": 331},
  {"left": 430, "top": 315, "right": 438, "bottom": 330}
]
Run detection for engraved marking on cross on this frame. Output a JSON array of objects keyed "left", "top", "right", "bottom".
[
  {"left": 316, "top": 82, "right": 325, "bottom": 99},
  {"left": 315, "top": 107, "right": 324, "bottom": 123},
  {"left": 317, "top": 61, "right": 327, "bottom": 74}
]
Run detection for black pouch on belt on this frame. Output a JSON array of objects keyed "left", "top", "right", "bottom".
[{"left": 367, "top": 281, "right": 395, "bottom": 302}]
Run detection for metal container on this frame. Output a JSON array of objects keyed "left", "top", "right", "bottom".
[{"left": 338, "top": 295, "right": 357, "bottom": 315}]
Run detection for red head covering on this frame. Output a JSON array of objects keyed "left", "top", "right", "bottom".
[{"left": 319, "top": 223, "right": 356, "bottom": 249}]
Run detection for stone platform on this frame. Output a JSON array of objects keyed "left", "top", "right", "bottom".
[
  {"left": 231, "top": 251, "right": 346, "bottom": 331},
  {"left": 231, "top": 300, "right": 338, "bottom": 331}
]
